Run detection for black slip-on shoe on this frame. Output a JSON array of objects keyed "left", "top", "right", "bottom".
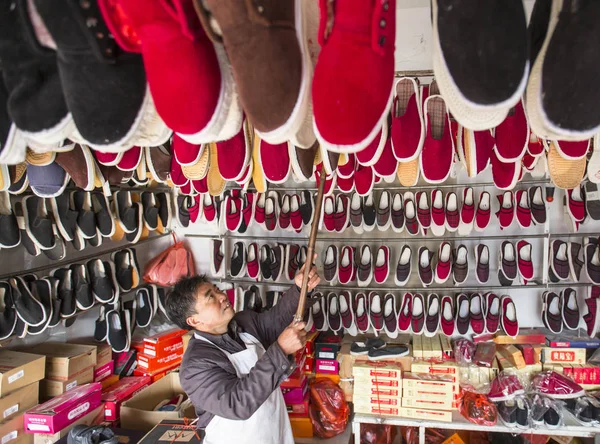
[
  {"left": 13, "top": 200, "right": 40, "bottom": 257},
  {"left": 91, "top": 192, "right": 115, "bottom": 238},
  {"left": 114, "top": 191, "right": 137, "bottom": 233},
  {"left": 87, "top": 233, "right": 103, "bottom": 248},
  {"left": 22, "top": 195, "right": 54, "bottom": 250},
  {"left": 141, "top": 192, "right": 159, "bottom": 231},
  {"left": 46, "top": 277, "right": 62, "bottom": 328},
  {"left": 70, "top": 264, "right": 94, "bottom": 311},
  {"left": 106, "top": 309, "right": 131, "bottom": 353},
  {"left": 68, "top": 425, "right": 118, "bottom": 444},
  {"left": 53, "top": 268, "right": 76, "bottom": 318},
  {"left": 156, "top": 287, "right": 169, "bottom": 320},
  {"left": 87, "top": 259, "right": 115, "bottom": 304},
  {"left": 71, "top": 191, "right": 97, "bottom": 239},
  {"left": 112, "top": 249, "right": 139, "bottom": 292},
  {"left": 94, "top": 304, "right": 108, "bottom": 342},
  {"left": 155, "top": 192, "right": 172, "bottom": 231},
  {"left": 0, "top": 0, "right": 73, "bottom": 144},
  {"left": 50, "top": 194, "right": 77, "bottom": 242},
  {"left": 27, "top": 279, "right": 53, "bottom": 335},
  {"left": 135, "top": 286, "right": 155, "bottom": 328},
  {"left": 431, "top": 0, "right": 528, "bottom": 130},
  {"left": 230, "top": 242, "right": 246, "bottom": 278},
  {"left": 0, "top": 191, "right": 20, "bottom": 248},
  {"left": 0, "top": 281, "right": 17, "bottom": 340},
  {"left": 42, "top": 232, "right": 66, "bottom": 261},
  {"left": 124, "top": 202, "right": 143, "bottom": 244},
  {"left": 9, "top": 276, "right": 46, "bottom": 327}
]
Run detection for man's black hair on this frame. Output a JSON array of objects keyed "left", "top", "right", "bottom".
[{"left": 165, "top": 274, "right": 210, "bottom": 330}]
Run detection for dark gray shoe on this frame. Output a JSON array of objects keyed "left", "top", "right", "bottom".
[{"left": 68, "top": 425, "right": 118, "bottom": 444}]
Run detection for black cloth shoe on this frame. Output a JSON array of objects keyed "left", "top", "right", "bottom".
[
  {"left": 72, "top": 191, "right": 97, "bottom": 239},
  {"left": 22, "top": 196, "right": 54, "bottom": 250},
  {"left": 141, "top": 192, "right": 159, "bottom": 231},
  {"left": 155, "top": 192, "right": 172, "bottom": 230},
  {"left": 259, "top": 245, "right": 273, "bottom": 280},
  {"left": 68, "top": 425, "right": 118, "bottom": 444},
  {"left": 176, "top": 196, "right": 191, "bottom": 228},
  {"left": 71, "top": 264, "right": 94, "bottom": 311},
  {"left": 230, "top": 242, "right": 246, "bottom": 278},
  {"left": 91, "top": 192, "right": 115, "bottom": 237},
  {"left": 367, "top": 346, "right": 409, "bottom": 361},
  {"left": 94, "top": 305, "right": 108, "bottom": 342},
  {"left": 363, "top": 194, "right": 376, "bottom": 230},
  {"left": 115, "top": 191, "right": 137, "bottom": 233},
  {"left": 135, "top": 286, "right": 155, "bottom": 328},
  {"left": 87, "top": 259, "right": 114, "bottom": 304},
  {"left": 32, "top": 0, "right": 155, "bottom": 150},
  {"left": 13, "top": 200, "right": 40, "bottom": 257},
  {"left": 432, "top": 0, "right": 528, "bottom": 130},
  {"left": 106, "top": 309, "right": 131, "bottom": 353},
  {"left": 53, "top": 268, "right": 76, "bottom": 318},
  {"left": 42, "top": 235, "right": 66, "bottom": 261},
  {"left": 50, "top": 194, "right": 77, "bottom": 242},
  {"left": 299, "top": 190, "right": 313, "bottom": 225},
  {"left": 0, "top": 0, "right": 72, "bottom": 143},
  {"left": 27, "top": 279, "right": 53, "bottom": 335},
  {"left": 0, "top": 192, "right": 20, "bottom": 248},
  {"left": 113, "top": 250, "right": 134, "bottom": 292},
  {"left": 350, "top": 337, "right": 385, "bottom": 356},
  {"left": 0, "top": 281, "right": 17, "bottom": 340},
  {"left": 269, "top": 245, "right": 285, "bottom": 281},
  {"left": 46, "top": 277, "right": 62, "bottom": 328},
  {"left": 124, "top": 202, "right": 143, "bottom": 244},
  {"left": 9, "top": 277, "right": 46, "bottom": 327}
]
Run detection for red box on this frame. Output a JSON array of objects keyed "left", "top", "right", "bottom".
[
  {"left": 143, "top": 329, "right": 186, "bottom": 351},
  {"left": 143, "top": 334, "right": 184, "bottom": 359},
  {"left": 94, "top": 360, "right": 114, "bottom": 382},
  {"left": 315, "top": 332, "right": 343, "bottom": 360},
  {"left": 24, "top": 383, "right": 102, "bottom": 434},
  {"left": 133, "top": 360, "right": 180, "bottom": 383},
  {"left": 304, "top": 331, "right": 319, "bottom": 356},
  {"left": 137, "top": 352, "right": 182, "bottom": 374},
  {"left": 516, "top": 345, "right": 535, "bottom": 365},
  {"left": 101, "top": 376, "right": 150, "bottom": 421},
  {"left": 315, "top": 359, "right": 339, "bottom": 375},
  {"left": 303, "top": 354, "right": 314, "bottom": 373},
  {"left": 281, "top": 365, "right": 307, "bottom": 389},
  {"left": 287, "top": 392, "right": 309, "bottom": 417},
  {"left": 282, "top": 378, "right": 308, "bottom": 404}
]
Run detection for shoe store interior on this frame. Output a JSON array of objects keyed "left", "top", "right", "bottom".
[{"left": 1, "top": 0, "right": 600, "bottom": 443}]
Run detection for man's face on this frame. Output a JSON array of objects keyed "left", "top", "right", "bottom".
[{"left": 186, "top": 283, "right": 235, "bottom": 333}]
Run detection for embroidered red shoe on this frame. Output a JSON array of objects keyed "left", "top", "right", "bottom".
[
  {"left": 445, "top": 192, "right": 460, "bottom": 232},
  {"left": 494, "top": 100, "right": 529, "bottom": 162},
  {"left": 117, "top": 146, "right": 143, "bottom": 171},
  {"left": 411, "top": 293, "right": 425, "bottom": 334},
  {"left": 431, "top": 189, "right": 446, "bottom": 237},
  {"left": 491, "top": 149, "right": 520, "bottom": 190},
  {"left": 170, "top": 155, "right": 189, "bottom": 187},
  {"left": 312, "top": 0, "right": 396, "bottom": 153},
  {"left": 459, "top": 187, "right": 475, "bottom": 236},
  {"left": 435, "top": 242, "right": 452, "bottom": 284},
  {"left": 322, "top": 195, "right": 336, "bottom": 232},
  {"left": 356, "top": 122, "right": 387, "bottom": 167},
  {"left": 337, "top": 154, "right": 355, "bottom": 179},
  {"left": 391, "top": 77, "right": 424, "bottom": 161},
  {"left": 474, "top": 191, "right": 491, "bottom": 232},
  {"left": 202, "top": 195, "right": 217, "bottom": 222},
  {"left": 421, "top": 96, "right": 454, "bottom": 184},
  {"left": 337, "top": 175, "right": 354, "bottom": 193},
  {"left": 496, "top": 191, "right": 515, "bottom": 230},
  {"left": 105, "top": 0, "right": 241, "bottom": 143},
  {"left": 397, "top": 293, "right": 412, "bottom": 332},
  {"left": 440, "top": 295, "right": 455, "bottom": 336},
  {"left": 515, "top": 190, "right": 532, "bottom": 229},
  {"left": 374, "top": 246, "right": 390, "bottom": 284},
  {"left": 224, "top": 194, "right": 242, "bottom": 232}
]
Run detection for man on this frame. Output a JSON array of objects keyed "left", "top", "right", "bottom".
[{"left": 165, "top": 259, "right": 320, "bottom": 444}]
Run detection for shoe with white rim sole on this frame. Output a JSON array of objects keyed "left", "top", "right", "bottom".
[
  {"left": 397, "top": 293, "right": 412, "bottom": 332},
  {"left": 22, "top": 195, "right": 55, "bottom": 251},
  {"left": 354, "top": 292, "right": 371, "bottom": 334},
  {"left": 453, "top": 245, "right": 469, "bottom": 285},
  {"left": 474, "top": 191, "right": 491, "bottom": 232},
  {"left": 458, "top": 187, "right": 475, "bottom": 236},
  {"left": 349, "top": 192, "right": 364, "bottom": 234},
  {"left": 418, "top": 247, "right": 434, "bottom": 287},
  {"left": 367, "top": 345, "right": 409, "bottom": 361},
  {"left": 440, "top": 295, "right": 455, "bottom": 336},
  {"left": 9, "top": 277, "right": 46, "bottom": 328},
  {"left": 562, "top": 287, "right": 580, "bottom": 331},
  {"left": 583, "top": 287, "right": 600, "bottom": 337},
  {"left": 445, "top": 192, "right": 460, "bottom": 232},
  {"left": 357, "top": 245, "right": 373, "bottom": 288},
  {"left": 551, "top": 239, "right": 571, "bottom": 282},
  {"left": 430, "top": 188, "right": 446, "bottom": 237},
  {"left": 374, "top": 246, "right": 390, "bottom": 285},
  {"left": 469, "top": 293, "right": 486, "bottom": 335},
  {"left": 339, "top": 291, "right": 357, "bottom": 336},
  {"left": 106, "top": 308, "right": 131, "bottom": 353},
  {"left": 501, "top": 295, "right": 519, "bottom": 338},
  {"left": 369, "top": 292, "right": 384, "bottom": 332},
  {"left": 362, "top": 193, "right": 376, "bottom": 232},
  {"left": 517, "top": 240, "right": 534, "bottom": 283},
  {"left": 376, "top": 191, "right": 392, "bottom": 231},
  {"left": 542, "top": 291, "right": 563, "bottom": 334},
  {"left": 323, "top": 245, "right": 339, "bottom": 285},
  {"left": 382, "top": 293, "right": 398, "bottom": 339},
  {"left": 327, "top": 292, "right": 343, "bottom": 334},
  {"left": 403, "top": 191, "right": 419, "bottom": 236},
  {"left": 390, "top": 192, "right": 405, "bottom": 233},
  {"left": 475, "top": 244, "right": 490, "bottom": 284},
  {"left": 395, "top": 245, "right": 412, "bottom": 287},
  {"left": 424, "top": 293, "right": 441, "bottom": 337},
  {"left": 411, "top": 293, "right": 425, "bottom": 334},
  {"left": 498, "top": 241, "right": 518, "bottom": 286},
  {"left": 416, "top": 191, "right": 432, "bottom": 233},
  {"left": 25, "top": 279, "right": 54, "bottom": 336},
  {"left": 456, "top": 293, "right": 470, "bottom": 335},
  {"left": 435, "top": 242, "right": 452, "bottom": 285}
]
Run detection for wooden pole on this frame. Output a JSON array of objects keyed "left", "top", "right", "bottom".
[{"left": 294, "top": 168, "right": 327, "bottom": 323}]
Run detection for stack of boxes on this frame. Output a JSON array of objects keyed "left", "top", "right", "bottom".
[
  {"left": 0, "top": 350, "right": 45, "bottom": 444},
  {"left": 74, "top": 342, "right": 116, "bottom": 389},
  {"left": 133, "top": 329, "right": 187, "bottom": 382},
  {"left": 412, "top": 334, "right": 453, "bottom": 360},
  {"left": 283, "top": 334, "right": 314, "bottom": 440},
  {"left": 314, "top": 332, "right": 343, "bottom": 383},
  {"left": 101, "top": 376, "right": 151, "bottom": 425}
]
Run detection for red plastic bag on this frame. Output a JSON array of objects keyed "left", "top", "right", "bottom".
[
  {"left": 143, "top": 238, "right": 196, "bottom": 286},
  {"left": 361, "top": 424, "right": 397, "bottom": 444},
  {"left": 308, "top": 378, "right": 349, "bottom": 439},
  {"left": 459, "top": 390, "right": 497, "bottom": 426}
]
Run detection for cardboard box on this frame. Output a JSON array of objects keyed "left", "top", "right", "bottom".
[
  {"left": 315, "top": 358, "right": 339, "bottom": 374},
  {"left": 289, "top": 416, "right": 313, "bottom": 438},
  {"left": 24, "top": 383, "right": 102, "bottom": 434},
  {"left": 304, "top": 331, "right": 319, "bottom": 356},
  {"left": 411, "top": 361, "right": 459, "bottom": 381},
  {"left": 33, "top": 406, "right": 104, "bottom": 444},
  {"left": 181, "top": 332, "right": 192, "bottom": 353},
  {"left": 402, "top": 372, "right": 458, "bottom": 394},
  {"left": 543, "top": 348, "right": 587, "bottom": 365},
  {"left": 0, "top": 350, "right": 45, "bottom": 397},
  {"left": 494, "top": 329, "right": 546, "bottom": 345},
  {"left": 413, "top": 335, "right": 422, "bottom": 359},
  {"left": 400, "top": 406, "right": 453, "bottom": 422},
  {"left": 137, "top": 352, "right": 182, "bottom": 374},
  {"left": 42, "top": 366, "right": 94, "bottom": 399},
  {"left": 282, "top": 378, "right": 308, "bottom": 405},
  {"left": 354, "top": 404, "right": 400, "bottom": 416},
  {"left": 0, "top": 413, "right": 32, "bottom": 444},
  {"left": 120, "top": 373, "right": 195, "bottom": 431},
  {"left": 143, "top": 329, "right": 186, "bottom": 358},
  {"left": 93, "top": 360, "right": 114, "bottom": 382},
  {"left": 101, "top": 376, "right": 151, "bottom": 421},
  {"left": 100, "top": 374, "right": 119, "bottom": 390},
  {"left": 139, "top": 420, "right": 202, "bottom": 444},
  {"left": 315, "top": 332, "right": 343, "bottom": 360},
  {"left": 353, "top": 360, "right": 403, "bottom": 381},
  {"left": 497, "top": 345, "right": 526, "bottom": 369},
  {"left": 354, "top": 395, "right": 402, "bottom": 411},
  {"left": 516, "top": 344, "right": 535, "bottom": 365},
  {"left": 402, "top": 396, "right": 454, "bottom": 410},
  {"left": 72, "top": 342, "right": 112, "bottom": 368},
  {"left": 287, "top": 392, "right": 309, "bottom": 417},
  {"left": 26, "top": 343, "right": 96, "bottom": 381},
  {"left": 0, "top": 382, "right": 38, "bottom": 424}
]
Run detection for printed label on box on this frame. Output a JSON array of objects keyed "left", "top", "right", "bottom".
[
  {"left": 1, "top": 431, "right": 16, "bottom": 444},
  {"left": 145, "top": 349, "right": 156, "bottom": 357},
  {"left": 3, "top": 405, "right": 18, "bottom": 419},
  {"left": 319, "top": 352, "right": 335, "bottom": 360},
  {"left": 7, "top": 371, "right": 23, "bottom": 385},
  {"left": 66, "top": 381, "right": 78, "bottom": 391}
]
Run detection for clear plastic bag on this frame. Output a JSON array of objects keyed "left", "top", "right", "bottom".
[
  {"left": 309, "top": 378, "right": 349, "bottom": 439},
  {"left": 453, "top": 338, "right": 476, "bottom": 365},
  {"left": 529, "top": 393, "right": 563, "bottom": 428}
]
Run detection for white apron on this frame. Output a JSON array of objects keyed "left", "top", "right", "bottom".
[{"left": 195, "top": 332, "right": 294, "bottom": 444}]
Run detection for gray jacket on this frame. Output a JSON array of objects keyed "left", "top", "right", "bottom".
[{"left": 179, "top": 286, "right": 300, "bottom": 428}]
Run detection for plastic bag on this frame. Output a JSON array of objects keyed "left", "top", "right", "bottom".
[
  {"left": 453, "top": 338, "right": 476, "bottom": 365},
  {"left": 459, "top": 390, "right": 498, "bottom": 426},
  {"left": 360, "top": 424, "right": 397, "bottom": 444},
  {"left": 143, "top": 239, "right": 196, "bottom": 286},
  {"left": 309, "top": 378, "right": 349, "bottom": 439}
]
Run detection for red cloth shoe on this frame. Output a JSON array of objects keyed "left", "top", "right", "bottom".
[
  {"left": 290, "top": 194, "right": 303, "bottom": 231},
  {"left": 391, "top": 77, "right": 424, "bottom": 161},
  {"left": 216, "top": 120, "right": 251, "bottom": 181},
  {"left": 515, "top": 190, "right": 532, "bottom": 229},
  {"left": 171, "top": 135, "right": 202, "bottom": 167},
  {"left": 496, "top": 191, "right": 515, "bottom": 230},
  {"left": 457, "top": 127, "right": 494, "bottom": 178},
  {"left": 430, "top": 189, "right": 446, "bottom": 237},
  {"left": 322, "top": 195, "right": 336, "bottom": 232},
  {"left": 554, "top": 139, "right": 591, "bottom": 161},
  {"left": 485, "top": 293, "right": 500, "bottom": 333},
  {"left": 356, "top": 122, "right": 387, "bottom": 167},
  {"left": 260, "top": 139, "right": 291, "bottom": 184},
  {"left": 104, "top": 0, "right": 241, "bottom": 143},
  {"left": 246, "top": 243, "right": 259, "bottom": 279},
  {"left": 334, "top": 194, "right": 350, "bottom": 233},
  {"left": 440, "top": 295, "right": 455, "bottom": 336},
  {"left": 354, "top": 164, "right": 375, "bottom": 197},
  {"left": 491, "top": 149, "right": 520, "bottom": 190},
  {"left": 494, "top": 100, "right": 529, "bottom": 162},
  {"left": 474, "top": 191, "right": 491, "bottom": 232},
  {"left": 279, "top": 194, "right": 292, "bottom": 231},
  {"left": 397, "top": 293, "right": 412, "bottom": 332},
  {"left": 420, "top": 96, "right": 453, "bottom": 184},
  {"left": 435, "top": 241, "right": 452, "bottom": 284},
  {"left": 372, "top": 135, "right": 398, "bottom": 178},
  {"left": 337, "top": 153, "right": 355, "bottom": 179},
  {"left": 374, "top": 246, "right": 390, "bottom": 284},
  {"left": 501, "top": 295, "right": 519, "bottom": 338},
  {"left": 312, "top": 0, "right": 396, "bottom": 153}
]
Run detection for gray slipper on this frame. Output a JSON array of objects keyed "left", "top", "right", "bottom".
[{"left": 585, "top": 182, "right": 600, "bottom": 221}]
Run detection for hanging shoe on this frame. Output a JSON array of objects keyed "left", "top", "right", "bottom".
[
  {"left": 457, "top": 127, "right": 494, "bottom": 178},
  {"left": 338, "top": 246, "right": 355, "bottom": 285},
  {"left": 403, "top": 192, "right": 419, "bottom": 236},
  {"left": 416, "top": 191, "right": 431, "bottom": 232},
  {"left": 374, "top": 246, "right": 390, "bottom": 285},
  {"left": 498, "top": 241, "right": 518, "bottom": 286},
  {"left": 515, "top": 190, "right": 532, "bottom": 229},
  {"left": 445, "top": 192, "right": 460, "bottom": 232},
  {"left": 417, "top": 247, "right": 434, "bottom": 287},
  {"left": 585, "top": 238, "right": 600, "bottom": 285},
  {"left": 395, "top": 245, "right": 412, "bottom": 287},
  {"left": 354, "top": 292, "right": 370, "bottom": 334},
  {"left": 339, "top": 291, "right": 357, "bottom": 336},
  {"left": 435, "top": 242, "right": 452, "bottom": 285},
  {"left": 411, "top": 293, "right": 425, "bottom": 335},
  {"left": 458, "top": 187, "right": 475, "bottom": 236},
  {"left": 474, "top": 191, "right": 491, "bottom": 232},
  {"left": 420, "top": 95, "right": 453, "bottom": 184},
  {"left": 390, "top": 193, "right": 405, "bottom": 234},
  {"left": 469, "top": 293, "right": 485, "bottom": 335},
  {"left": 496, "top": 191, "right": 515, "bottom": 230},
  {"left": 349, "top": 192, "right": 364, "bottom": 234},
  {"left": 376, "top": 191, "right": 392, "bottom": 231},
  {"left": 397, "top": 293, "right": 412, "bottom": 332},
  {"left": 424, "top": 294, "right": 441, "bottom": 337},
  {"left": 440, "top": 295, "right": 455, "bottom": 336},
  {"left": 542, "top": 291, "right": 563, "bottom": 334},
  {"left": 568, "top": 242, "right": 584, "bottom": 282},
  {"left": 323, "top": 245, "right": 339, "bottom": 285},
  {"left": 562, "top": 288, "right": 580, "bottom": 331},
  {"left": 566, "top": 186, "right": 586, "bottom": 223},
  {"left": 551, "top": 240, "right": 571, "bottom": 281},
  {"left": 494, "top": 100, "right": 529, "bottom": 162},
  {"left": 326, "top": 293, "right": 342, "bottom": 333},
  {"left": 430, "top": 189, "right": 446, "bottom": 237},
  {"left": 0, "top": 191, "right": 20, "bottom": 248},
  {"left": 362, "top": 193, "right": 376, "bottom": 232},
  {"left": 453, "top": 245, "right": 469, "bottom": 285},
  {"left": 334, "top": 194, "right": 350, "bottom": 233},
  {"left": 485, "top": 293, "right": 501, "bottom": 333},
  {"left": 391, "top": 77, "right": 424, "bottom": 162},
  {"left": 357, "top": 246, "right": 373, "bottom": 288},
  {"left": 529, "top": 186, "right": 547, "bottom": 225},
  {"left": 456, "top": 293, "right": 470, "bottom": 336},
  {"left": 382, "top": 293, "right": 397, "bottom": 339},
  {"left": 475, "top": 244, "right": 490, "bottom": 284},
  {"left": 501, "top": 295, "right": 519, "bottom": 338}
]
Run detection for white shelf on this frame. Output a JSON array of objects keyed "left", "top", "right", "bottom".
[{"left": 353, "top": 411, "right": 599, "bottom": 439}]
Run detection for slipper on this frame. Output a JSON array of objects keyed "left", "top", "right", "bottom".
[
  {"left": 320, "top": 145, "right": 340, "bottom": 176},
  {"left": 585, "top": 182, "right": 600, "bottom": 221},
  {"left": 172, "top": 134, "right": 204, "bottom": 168},
  {"left": 391, "top": 77, "right": 425, "bottom": 162},
  {"left": 494, "top": 100, "right": 529, "bottom": 162},
  {"left": 491, "top": 149, "right": 520, "bottom": 190},
  {"left": 22, "top": 195, "right": 55, "bottom": 250},
  {"left": 261, "top": 137, "right": 292, "bottom": 183},
  {"left": 456, "top": 126, "right": 494, "bottom": 178},
  {"left": 207, "top": 143, "right": 225, "bottom": 196},
  {"left": 553, "top": 139, "right": 590, "bottom": 161},
  {"left": 566, "top": 186, "right": 586, "bottom": 223},
  {"left": 8, "top": 163, "right": 28, "bottom": 195},
  {"left": 354, "top": 164, "right": 374, "bottom": 197},
  {"left": 420, "top": 96, "right": 453, "bottom": 184},
  {"left": 26, "top": 162, "right": 69, "bottom": 198},
  {"left": 548, "top": 142, "right": 586, "bottom": 189},
  {"left": 181, "top": 146, "right": 210, "bottom": 181},
  {"left": 116, "top": 146, "right": 143, "bottom": 172},
  {"left": 337, "top": 174, "right": 354, "bottom": 193},
  {"left": 588, "top": 134, "right": 600, "bottom": 183},
  {"left": 430, "top": 189, "right": 446, "bottom": 237},
  {"left": 397, "top": 158, "right": 420, "bottom": 187},
  {"left": 26, "top": 150, "right": 55, "bottom": 167},
  {"left": 94, "top": 150, "right": 123, "bottom": 167},
  {"left": 355, "top": 121, "right": 388, "bottom": 167},
  {"left": 55, "top": 144, "right": 96, "bottom": 191},
  {"left": 0, "top": 191, "right": 20, "bottom": 248},
  {"left": 290, "top": 141, "right": 317, "bottom": 182},
  {"left": 372, "top": 136, "right": 398, "bottom": 178},
  {"left": 217, "top": 120, "right": 252, "bottom": 181},
  {"left": 145, "top": 145, "right": 170, "bottom": 184}
]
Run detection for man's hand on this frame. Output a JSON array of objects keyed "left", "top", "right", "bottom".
[
  {"left": 294, "top": 254, "right": 320, "bottom": 291},
  {"left": 277, "top": 321, "right": 307, "bottom": 355}
]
